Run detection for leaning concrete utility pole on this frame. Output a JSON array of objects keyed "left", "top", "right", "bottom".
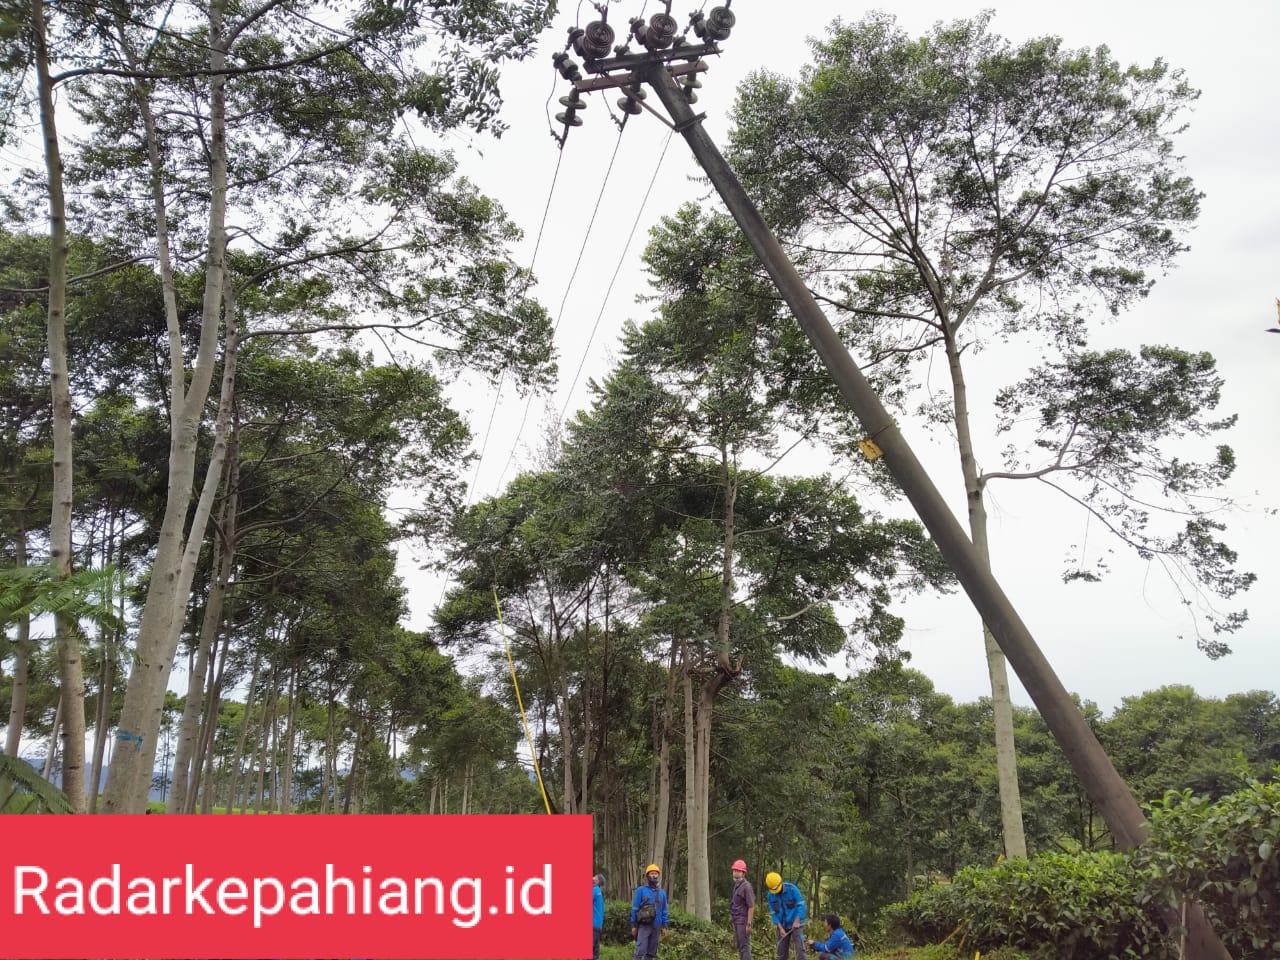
[{"left": 547, "top": 4, "right": 1231, "bottom": 956}]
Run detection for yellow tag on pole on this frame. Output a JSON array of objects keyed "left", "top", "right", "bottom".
[{"left": 858, "top": 438, "right": 883, "bottom": 460}]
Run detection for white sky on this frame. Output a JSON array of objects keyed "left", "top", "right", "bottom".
[{"left": 392, "top": 0, "right": 1280, "bottom": 714}]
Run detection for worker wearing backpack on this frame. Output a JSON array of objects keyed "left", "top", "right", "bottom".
[{"left": 629, "top": 864, "right": 669, "bottom": 959}]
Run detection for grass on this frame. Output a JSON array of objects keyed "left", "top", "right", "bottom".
[{"left": 144, "top": 801, "right": 273, "bottom": 813}]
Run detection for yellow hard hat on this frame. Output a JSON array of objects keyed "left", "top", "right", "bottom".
[
  {"left": 765, "top": 871, "right": 782, "bottom": 893},
  {"left": 645, "top": 864, "right": 661, "bottom": 875}
]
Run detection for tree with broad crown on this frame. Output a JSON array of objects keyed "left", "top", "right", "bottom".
[
  {"left": 728, "top": 12, "right": 1248, "bottom": 868},
  {"left": 0, "top": 0, "right": 560, "bottom": 812}
]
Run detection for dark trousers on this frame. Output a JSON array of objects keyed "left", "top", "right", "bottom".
[
  {"left": 634, "top": 923, "right": 661, "bottom": 958},
  {"left": 733, "top": 922, "right": 753, "bottom": 960},
  {"left": 590, "top": 927, "right": 601, "bottom": 960},
  {"left": 777, "top": 927, "right": 806, "bottom": 960}
]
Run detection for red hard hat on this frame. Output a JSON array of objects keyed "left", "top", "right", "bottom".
[{"left": 732, "top": 859, "right": 747, "bottom": 872}]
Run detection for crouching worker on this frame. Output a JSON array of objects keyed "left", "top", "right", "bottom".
[
  {"left": 807, "top": 914, "right": 855, "bottom": 959},
  {"left": 630, "top": 864, "right": 669, "bottom": 959}
]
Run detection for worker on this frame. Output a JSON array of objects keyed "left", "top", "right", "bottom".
[
  {"left": 629, "top": 864, "right": 669, "bottom": 959},
  {"left": 765, "top": 871, "right": 806, "bottom": 960},
  {"left": 730, "top": 858, "right": 756, "bottom": 960},
  {"left": 591, "top": 873, "right": 605, "bottom": 960},
  {"left": 807, "top": 913, "right": 855, "bottom": 959}
]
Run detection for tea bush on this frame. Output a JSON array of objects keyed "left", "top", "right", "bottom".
[
  {"left": 883, "top": 772, "right": 1280, "bottom": 959},
  {"left": 1137, "top": 774, "right": 1280, "bottom": 957},
  {"left": 884, "top": 851, "right": 1170, "bottom": 959},
  {"left": 601, "top": 899, "right": 716, "bottom": 945}
]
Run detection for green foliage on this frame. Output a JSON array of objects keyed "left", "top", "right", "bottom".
[
  {"left": 0, "top": 563, "right": 126, "bottom": 637},
  {"left": 884, "top": 775, "right": 1280, "bottom": 958},
  {"left": 1136, "top": 775, "right": 1280, "bottom": 957},
  {"left": 884, "top": 852, "right": 1169, "bottom": 958},
  {"left": 994, "top": 347, "right": 1249, "bottom": 651},
  {"left": 600, "top": 899, "right": 733, "bottom": 959},
  {"left": 0, "top": 754, "right": 75, "bottom": 813},
  {"left": 728, "top": 12, "right": 1249, "bottom": 645}
]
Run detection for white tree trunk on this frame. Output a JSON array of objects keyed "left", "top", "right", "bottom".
[
  {"left": 168, "top": 475, "right": 236, "bottom": 813},
  {"left": 944, "top": 331, "right": 1028, "bottom": 858},
  {"left": 31, "top": 0, "right": 86, "bottom": 814},
  {"left": 651, "top": 643, "right": 677, "bottom": 873},
  {"left": 280, "top": 667, "right": 298, "bottom": 814},
  {"left": 4, "top": 531, "right": 32, "bottom": 761},
  {"left": 102, "top": 0, "right": 233, "bottom": 813},
  {"left": 43, "top": 697, "right": 62, "bottom": 781}
]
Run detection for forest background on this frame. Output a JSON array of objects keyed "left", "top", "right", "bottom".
[{"left": 1, "top": 0, "right": 1277, "bottom": 954}]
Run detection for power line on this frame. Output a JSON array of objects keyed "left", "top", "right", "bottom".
[
  {"left": 433, "top": 137, "right": 570, "bottom": 612},
  {"left": 494, "top": 123, "right": 626, "bottom": 493},
  {"left": 461, "top": 144, "right": 567, "bottom": 506},
  {"left": 559, "top": 129, "right": 673, "bottom": 424}
]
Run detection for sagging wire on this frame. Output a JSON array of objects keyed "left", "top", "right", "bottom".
[
  {"left": 559, "top": 128, "right": 673, "bottom": 423},
  {"left": 495, "top": 122, "right": 626, "bottom": 492}
]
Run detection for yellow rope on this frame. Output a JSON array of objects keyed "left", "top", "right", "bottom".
[{"left": 494, "top": 588, "right": 552, "bottom": 815}]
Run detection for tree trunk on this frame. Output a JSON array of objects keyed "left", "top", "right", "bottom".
[
  {"left": 102, "top": 0, "right": 233, "bottom": 813},
  {"left": 250, "top": 666, "right": 276, "bottom": 813},
  {"left": 169, "top": 469, "right": 236, "bottom": 813},
  {"left": 342, "top": 719, "right": 362, "bottom": 814},
  {"left": 280, "top": 667, "right": 298, "bottom": 814},
  {"left": 89, "top": 632, "right": 115, "bottom": 813},
  {"left": 191, "top": 621, "right": 229, "bottom": 813},
  {"left": 267, "top": 668, "right": 281, "bottom": 812},
  {"left": 683, "top": 443, "right": 742, "bottom": 921},
  {"left": 322, "top": 691, "right": 336, "bottom": 814},
  {"left": 652, "top": 640, "right": 678, "bottom": 872},
  {"left": 31, "top": 0, "right": 86, "bottom": 815},
  {"left": 43, "top": 696, "right": 63, "bottom": 781},
  {"left": 681, "top": 648, "right": 713, "bottom": 919},
  {"left": 944, "top": 331, "right": 1028, "bottom": 859},
  {"left": 5, "top": 531, "right": 32, "bottom": 761},
  {"left": 225, "top": 651, "right": 259, "bottom": 814}
]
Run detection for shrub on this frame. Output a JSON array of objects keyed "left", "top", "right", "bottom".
[
  {"left": 601, "top": 898, "right": 716, "bottom": 945},
  {"left": 883, "top": 852, "right": 1172, "bottom": 959},
  {"left": 1136, "top": 774, "right": 1280, "bottom": 958},
  {"left": 883, "top": 774, "right": 1280, "bottom": 959}
]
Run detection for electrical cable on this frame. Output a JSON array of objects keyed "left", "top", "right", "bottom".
[
  {"left": 559, "top": 128, "right": 673, "bottom": 423},
  {"left": 494, "top": 123, "right": 626, "bottom": 492},
  {"left": 434, "top": 142, "right": 568, "bottom": 611}
]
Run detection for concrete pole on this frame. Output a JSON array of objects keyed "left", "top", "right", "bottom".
[{"left": 644, "top": 62, "right": 1229, "bottom": 959}]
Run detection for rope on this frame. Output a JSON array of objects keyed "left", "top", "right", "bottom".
[{"left": 494, "top": 588, "right": 552, "bottom": 814}]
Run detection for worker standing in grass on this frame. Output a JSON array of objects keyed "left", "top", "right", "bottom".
[
  {"left": 629, "top": 864, "right": 669, "bottom": 959},
  {"left": 765, "top": 871, "right": 807, "bottom": 960},
  {"left": 730, "top": 858, "right": 756, "bottom": 960},
  {"left": 591, "top": 873, "right": 606, "bottom": 960},
  {"left": 807, "top": 914, "right": 855, "bottom": 959}
]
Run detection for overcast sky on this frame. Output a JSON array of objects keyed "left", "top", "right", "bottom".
[{"left": 390, "top": 0, "right": 1280, "bottom": 715}]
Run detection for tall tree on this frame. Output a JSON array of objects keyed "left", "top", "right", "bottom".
[
  {"left": 729, "top": 12, "right": 1245, "bottom": 858},
  {"left": 27, "top": 0, "right": 559, "bottom": 812}
]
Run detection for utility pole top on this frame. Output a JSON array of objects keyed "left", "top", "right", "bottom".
[{"left": 548, "top": 3, "right": 736, "bottom": 145}]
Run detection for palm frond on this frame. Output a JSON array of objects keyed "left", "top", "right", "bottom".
[{"left": 0, "top": 754, "right": 76, "bottom": 813}]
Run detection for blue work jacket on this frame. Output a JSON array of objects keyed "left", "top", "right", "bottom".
[{"left": 767, "top": 882, "right": 806, "bottom": 928}]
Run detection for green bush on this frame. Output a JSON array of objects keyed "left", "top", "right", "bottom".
[
  {"left": 882, "top": 774, "right": 1280, "bottom": 959},
  {"left": 601, "top": 898, "right": 716, "bottom": 945},
  {"left": 1136, "top": 774, "right": 1280, "bottom": 958},
  {"left": 883, "top": 851, "right": 1171, "bottom": 959}
]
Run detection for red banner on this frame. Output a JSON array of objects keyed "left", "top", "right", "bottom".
[{"left": 0, "top": 814, "right": 592, "bottom": 959}]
